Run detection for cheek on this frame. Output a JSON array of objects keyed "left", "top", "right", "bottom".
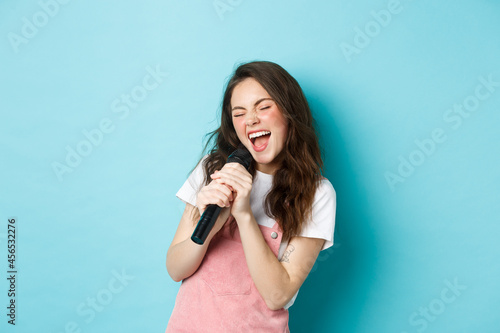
[
  {"left": 277, "top": 124, "right": 288, "bottom": 145},
  {"left": 268, "top": 114, "right": 288, "bottom": 143},
  {"left": 232, "top": 119, "right": 246, "bottom": 139}
]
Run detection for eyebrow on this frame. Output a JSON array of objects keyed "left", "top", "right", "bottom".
[{"left": 231, "top": 98, "right": 273, "bottom": 111}]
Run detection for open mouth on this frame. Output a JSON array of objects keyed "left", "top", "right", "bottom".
[{"left": 248, "top": 130, "right": 271, "bottom": 151}]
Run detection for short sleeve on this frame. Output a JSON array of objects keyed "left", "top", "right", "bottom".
[
  {"left": 175, "top": 156, "right": 208, "bottom": 207},
  {"left": 297, "top": 179, "right": 336, "bottom": 251}
]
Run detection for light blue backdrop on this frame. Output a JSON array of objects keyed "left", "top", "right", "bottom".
[{"left": 1, "top": 0, "right": 499, "bottom": 332}]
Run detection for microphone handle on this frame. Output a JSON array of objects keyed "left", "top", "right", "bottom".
[{"left": 191, "top": 204, "right": 222, "bottom": 245}]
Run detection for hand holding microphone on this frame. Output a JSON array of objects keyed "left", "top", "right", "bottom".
[{"left": 191, "top": 147, "right": 253, "bottom": 245}]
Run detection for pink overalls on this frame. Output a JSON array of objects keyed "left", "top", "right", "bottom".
[{"left": 166, "top": 220, "right": 290, "bottom": 332}]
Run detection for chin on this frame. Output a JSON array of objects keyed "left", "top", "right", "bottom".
[{"left": 255, "top": 154, "right": 279, "bottom": 166}]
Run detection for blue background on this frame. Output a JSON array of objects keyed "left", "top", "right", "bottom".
[{"left": 1, "top": 0, "right": 499, "bottom": 332}]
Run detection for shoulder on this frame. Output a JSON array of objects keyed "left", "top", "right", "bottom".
[
  {"left": 196, "top": 154, "right": 210, "bottom": 170},
  {"left": 313, "top": 177, "right": 336, "bottom": 206},
  {"left": 295, "top": 176, "right": 336, "bottom": 249},
  {"left": 176, "top": 154, "right": 211, "bottom": 206},
  {"left": 185, "top": 155, "right": 210, "bottom": 190},
  {"left": 191, "top": 154, "right": 210, "bottom": 178}
]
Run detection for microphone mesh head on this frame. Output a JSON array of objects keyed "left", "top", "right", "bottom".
[{"left": 227, "top": 146, "right": 253, "bottom": 170}]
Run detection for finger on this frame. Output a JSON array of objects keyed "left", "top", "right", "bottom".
[
  {"left": 213, "top": 173, "right": 251, "bottom": 196},
  {"left": 214, "top": 165, "right": 252, "bottom": 195},
  {"left": 215, "top": 167, "right": 252, "bottom": 185},
  {"left": 221, "top": 163, "right": 252, "bottom": 178},
  {"left": 203, "top": 190, "right": 231, "bottom": 208},
  {"left": 210, "top": 175, "right": 241, "bottom": 194},
  {"left": 213, "top": 178, "right": 235, "bottom": 193},
  {"left": 200, "top": 185, "right": 233, "bottom": 207},
  {"left": 212, "top": 172, "right": 246, "bottom": 192},
  {"left": 211, "top": 184, "right": 234, "bottom": 205},
  {"left": 209, "top": 180, "right": 234, "bottom": 201}
]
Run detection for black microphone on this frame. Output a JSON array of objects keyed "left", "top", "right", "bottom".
[{"left": 191, "top": 146, "right": 253, "bottom": 245}]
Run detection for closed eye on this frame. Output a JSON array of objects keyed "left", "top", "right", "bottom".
[{"left": 259, "top": 106, "right": 270, "bottom": 111}]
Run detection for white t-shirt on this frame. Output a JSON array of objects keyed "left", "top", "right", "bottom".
[{"left": 175, "top": 156, "right": 337, "bottom": 308}]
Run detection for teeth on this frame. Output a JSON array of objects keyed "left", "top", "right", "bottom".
[{"left": 248, "top": 131, "right": 271, "bottom": 139}]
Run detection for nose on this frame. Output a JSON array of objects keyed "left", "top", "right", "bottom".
[{"left": 245, "top": 110, "right": 259, "bottom": 126}]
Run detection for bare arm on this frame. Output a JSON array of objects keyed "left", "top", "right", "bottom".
[
  {"left": 166, "top": 175, "right": 234, "bottom": 282},
  {"left": 237, "top": 213, "right": 325, "bottom": 310}
]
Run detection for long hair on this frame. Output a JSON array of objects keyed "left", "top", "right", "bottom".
[{"left": 200, "top": 61, "right": 324, "bottom": 240}]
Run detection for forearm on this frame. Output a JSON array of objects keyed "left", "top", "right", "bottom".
[
  {"left": 236, "top": 213, "right": 294, "bottom": 310},
  {"left": 167, "top": 203, "right": 232, "bottom": 282},
  {"left": 166, "top": 236, "right": 211, "bottom": 282}
]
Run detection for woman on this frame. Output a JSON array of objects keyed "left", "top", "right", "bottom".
[{"left": 166, "top": 61, "right": 336, "bottom": 332}]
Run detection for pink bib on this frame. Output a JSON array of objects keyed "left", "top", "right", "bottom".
[{"left": 166, "top": 220, "right": 289, "bottom": 332}]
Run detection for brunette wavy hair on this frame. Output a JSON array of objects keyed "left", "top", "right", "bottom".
[{"left": 198, "top": 61, "right": 324, "bottom": 240}]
